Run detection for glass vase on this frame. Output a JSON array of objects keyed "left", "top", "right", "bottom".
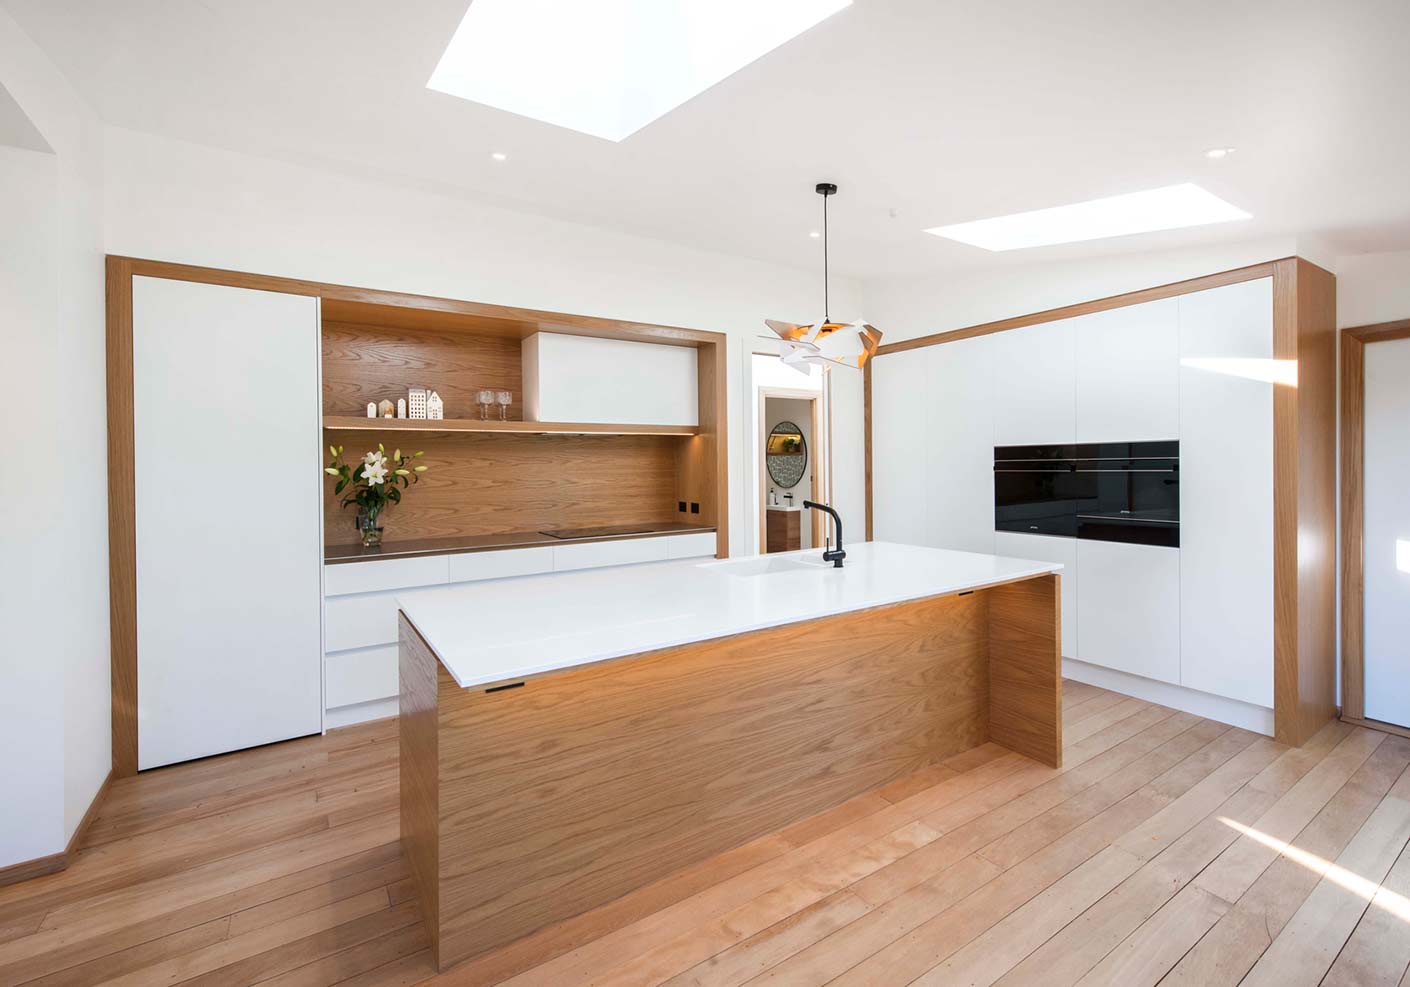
[{"left": 357, "top": 509, "right": 384, "bottom": 548}]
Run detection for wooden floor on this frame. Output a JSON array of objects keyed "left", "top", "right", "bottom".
[{"left": 3, "top": 681, "right": 1410, "bottom": 986}]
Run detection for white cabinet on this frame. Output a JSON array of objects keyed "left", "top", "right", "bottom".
[
  {"left": 553, "top": 537, "right": 670, "bottom": 571},
  {"left": 448, "top": 546, "right": 554, "bottom": 583},
  {"left": 522, "top": 333, "right": 698, "bottom": 425},
  {"left": 323, "top": 555, "right": 449, "bottom": 597},
  {"left": 1075, "top": 298, "right": 1179, "bottom": 442},
  {"left": 1177, "top": 278, "right": 1274, "bottom": 707},
  {"left": 928, "top": 336, "right": 996, "bottom": 554},
  {"left": 996, "top": 532, "right": 1077, "bottom": 658},
  {"left": 992, "top": 318, "right": 1076, "bottom": 445},
  {"left": 666, "top": 531, "right": 718, "bottom": 559},
  {"left": 870, "top": 350, "right": 931, "bottom": 547},
  {"left": 1076, "top": 540, "right": 1181, "bottom": 685},
  {"left": 133, "top": 277, "right": 323, "bottom": 770}
]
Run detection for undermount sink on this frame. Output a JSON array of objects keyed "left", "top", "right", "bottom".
[{"left": 700, "top": 554, "right": 839, "bottom": 577}]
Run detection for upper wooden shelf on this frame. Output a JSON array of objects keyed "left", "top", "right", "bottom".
[{"left": 322, "top": 416, "right": 700, "bottom": 437}]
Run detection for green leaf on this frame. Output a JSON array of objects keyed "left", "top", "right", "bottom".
[{"left": 335, "top": 478, "right": 347, "bottom": 495}]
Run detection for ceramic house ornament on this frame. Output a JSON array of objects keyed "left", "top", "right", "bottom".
[
  {"left": 408, "top": 387, "right": 428, "bottom": 420},
  {"left": 427, "top": 390, "right": 444, "bottom": 420},
  {"left": 396, "top": 398, "right": 407, "bottom": 419},
  {"left": 366, "top": 402, "right": 377, "bottom": 418},
  {"left": 378, "top": 399, "right": 395, "bottom": 419}
]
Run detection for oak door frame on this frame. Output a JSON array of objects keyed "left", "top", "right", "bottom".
[
  {"left": 862, "top": 257, "right": 1338, "bottom": 748},
  {"left": 1339, "top": 317, "right": 1410, "bottom": 731},
  {"left": 107, "top": 256, "right": 730, "bottom": 776}
]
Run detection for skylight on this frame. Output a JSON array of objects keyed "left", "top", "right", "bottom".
[
  {"left": 427, "top": 0, "right": 851, "bottom": 142},
  {"left": 924, "top": 184, "right": 1251, "bottom": 251}
]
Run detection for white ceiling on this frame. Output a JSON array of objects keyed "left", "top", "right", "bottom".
[{"left": 6, "top": 0, "right": 1410, "bottom": 279}]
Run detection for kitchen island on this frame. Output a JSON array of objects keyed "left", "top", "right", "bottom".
[{"left": 398, "top": 541, "right": 1063, "bottom": 971}]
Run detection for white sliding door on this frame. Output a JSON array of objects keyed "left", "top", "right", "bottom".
[
  {"left": 1363, "top": 336, "right": 1410, "bottom": 728},
  {"left": 133, "top": 277, "right": 323, "bottom": 769}
]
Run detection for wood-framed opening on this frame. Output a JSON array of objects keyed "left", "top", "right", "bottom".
[
  {"left": 107, "top": 256, "right": 730, "bottom": 776},
  {"left": 757, "top": 385, "right": 826, "bottom": 553},
  {"left": 861, "top": 257, "right": 1337, "bottom": 747},
  {"left": 1339, "top": 317, "right": 1410, "bottom": 738}
]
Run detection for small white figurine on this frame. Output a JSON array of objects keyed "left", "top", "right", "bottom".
[
  {"left": 378, "top": 398, "right": 394, "bottom": 419},
  {"left": 426, "top": 390, "right": 444, "bottom": 420},
  {"left": 396, "top": 398, "right": 407, "bottom": 419},
  {"left": 408, "top": 387, "right": 428, "bottom": 420},
  {"left": 366, "top": 402, "right": 377, "bottom": 418}
]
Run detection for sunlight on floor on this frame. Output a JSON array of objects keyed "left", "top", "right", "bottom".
[{"left": 1219, "top": 816, "right": 1410, "bottom": 922}]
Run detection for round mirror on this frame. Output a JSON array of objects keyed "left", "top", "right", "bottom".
[{"left": 766, "top": 421, "right": 808, "bottom": 488}]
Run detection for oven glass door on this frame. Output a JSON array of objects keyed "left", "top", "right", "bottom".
[
  {"left": 994, "top": 444, "right": 1079, "bottom": 537},
  {"left": 1074, "top": 441, "right": 1179, "bottom": 547}
]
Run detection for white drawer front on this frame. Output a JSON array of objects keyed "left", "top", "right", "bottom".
[
  {"left": 326, "top": 645, "right": 398, "bottom": 709},
  {"left": 1076, "top": 539, "right": 1180, "bottom": 685},
  {"left": 448, "top": 546, "right": 555, "bottom": 584},
  {"left": 323, "top": 589, "right": 437, "bottom": 652},
  {"left": 554, "top": 537, "right": 669, "bottom": 571},
  {"left": 323, "top": 555, "right": 449, "bottom": 597},
  {"left": 667, "top": 532, "right": 717, "bottom": 559}
]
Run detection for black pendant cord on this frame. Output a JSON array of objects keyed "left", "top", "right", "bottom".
[{"left": 822, "top": 192, "right": 829, "bottom": 323}]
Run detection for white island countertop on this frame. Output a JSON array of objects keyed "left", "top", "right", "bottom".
[{"left": 399, "top": 540, "right": 1063, "bottom": 690}]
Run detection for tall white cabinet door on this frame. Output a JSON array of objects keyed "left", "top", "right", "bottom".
[
  {"left": 1077, "top": 540, "right": 1181, "bottom": 684},
  {"left": 870, "top": 350, "right": 931, "bottom": 546},
  {"left": 926, "top": 336, "right": 995, "bottom": 554},
  {"left": 1177, "top": 278, "right": 1274, "bottom": 708},
  {"left": 1361, "top": 336, "right": 1410, "bottom": 727},
  {"left": 134, "top": 277, "right": 323, "bottom": 770},
  {"left": 996, "top": 531, "right": 1077, "bottom": 657},
  {"left": 1075, "top": 298, "right": 1179, "bottom": 441},
  {"left": 991, "top": 318, "right": 1077, "bottom": 445}
]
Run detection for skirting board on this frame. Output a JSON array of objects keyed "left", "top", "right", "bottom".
[
  {"left": 326, "top": 696, "right": 398, "bottom": 729},
  {"left": 1063, "top": 658, "right": 1274, "bottom": 736},
  {"left": 0, "top": 770, "right": 112, "bottom": 889}
]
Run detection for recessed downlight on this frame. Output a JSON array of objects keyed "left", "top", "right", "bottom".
[
  {"left": 1204, "top": 147, "right": 1236, "bottom": 159},
  {"left": 923, "top": 184, "right": 1251, "bottom": 252},
  {"left": 809, "top": 231, "right": 821, "bottom": 238},
  {"left": 491, "top": 151, "right": 509, "bottom": 162}
]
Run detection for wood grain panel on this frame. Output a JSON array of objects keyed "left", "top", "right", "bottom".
[
  {"left": 398, "top": 615, "right": 440, "bottom": 964},
  {"left": 1272, "top": 258, "right": 1338, "bottom": 746},
  {"left": 323, "top": 429, "right": 680, "bottom": 546},
  {"left": 322, "top": 321, "right": 523, "bottom": 421},
  {"left": 106, "top": 256, "right": 139, "bottom": 778},
  {"left": 419, "top": 590, "right": 997, "bottom": 969},
  {"left": 675, "top": 336, "right": 728, "bottom": 555},
  {"left": 766, "top": 510, "right": 801, "bottom": 552},
  {"left": 1340, "top": 331, "right": 1366, "bottom": 722},
  {"left": 324, "top": 428, "right": 676, "bottom": 544},
  {"left": 987, "top": 574, "right": 1062, "bottom": 767}
]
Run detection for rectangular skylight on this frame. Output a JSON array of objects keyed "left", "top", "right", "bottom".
[
  {"left": 924, "top": 184, "right": 1251, "bottom": 251},
  {"left": 427, "top": 0, "right": 851, "bottom": 142}
]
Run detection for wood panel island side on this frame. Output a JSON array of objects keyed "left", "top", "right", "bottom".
[{"left": 397, "top": 541, "right": 1062, "bottom": 972}]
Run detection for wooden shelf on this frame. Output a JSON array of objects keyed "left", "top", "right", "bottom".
[{"left": 322, "top": 415, "right": 700, "bottom": 436}]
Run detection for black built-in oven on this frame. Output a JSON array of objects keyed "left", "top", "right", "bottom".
[{"left": 995, "top": 441, "right": 1179, "bottom": 547}]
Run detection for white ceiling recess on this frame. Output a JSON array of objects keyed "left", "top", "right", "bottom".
[{"left": 5, "top": 0, "right": 1409, "bottom": 279}]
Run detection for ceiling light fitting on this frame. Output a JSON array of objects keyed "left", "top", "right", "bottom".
[{"left": 764, "top": 182, "right": 882, "bottom": 375}]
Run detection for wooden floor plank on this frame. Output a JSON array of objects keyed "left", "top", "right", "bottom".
[
  {"left": 1240, "top": 763, "right": 1410, "bottom": 987},
  {"left": 6, "top": 690, "right": 1410, "bottom": 987}
]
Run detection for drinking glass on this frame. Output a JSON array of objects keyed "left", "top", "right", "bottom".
[
  {"left": 496, "top": 391, "right": 512, "bottom": 421},
  {"left": 477, "top": 389, "right": 494, "bottom": 421}
]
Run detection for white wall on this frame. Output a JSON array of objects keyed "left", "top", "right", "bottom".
[
  {"left": 863, "top": 237, "right": 1313, "bottom": 345},
  {"left": 0, "top": 8, "right": 109, "bottom": 865},
  {"left": 101, "top": 126, "right": 867, "bottom": 560},
  {"left": 1336, "top": 251, "right": 1410, "bottom": 328}
]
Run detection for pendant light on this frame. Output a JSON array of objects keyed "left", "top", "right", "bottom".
[{"left": 765, "top": 182, "right": 882, "bottom": 375}]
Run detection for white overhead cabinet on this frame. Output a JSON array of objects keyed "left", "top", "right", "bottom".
[
  {"left": 521, "top": 332, "right": 698, "bottom": 425},
  {"left": 1074, "top": 298, "right": 1179, "bottom": 442},
  {"left": 992, "top": 318, "right": 1076, "bottom": 445},
  {"left": 132, "top": 277, "right": 324, "bottom": 770},
  {"left": 1176, "top": 278, "right": 1274, "bottom": 707}
]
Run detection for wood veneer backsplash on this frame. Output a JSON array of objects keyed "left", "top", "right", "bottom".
[
  {"left": 322, "top": 429, "right": 681, "bottom": 546},
  {"left": 321, "top": 322, "right": 523, "bottom": 421}
]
